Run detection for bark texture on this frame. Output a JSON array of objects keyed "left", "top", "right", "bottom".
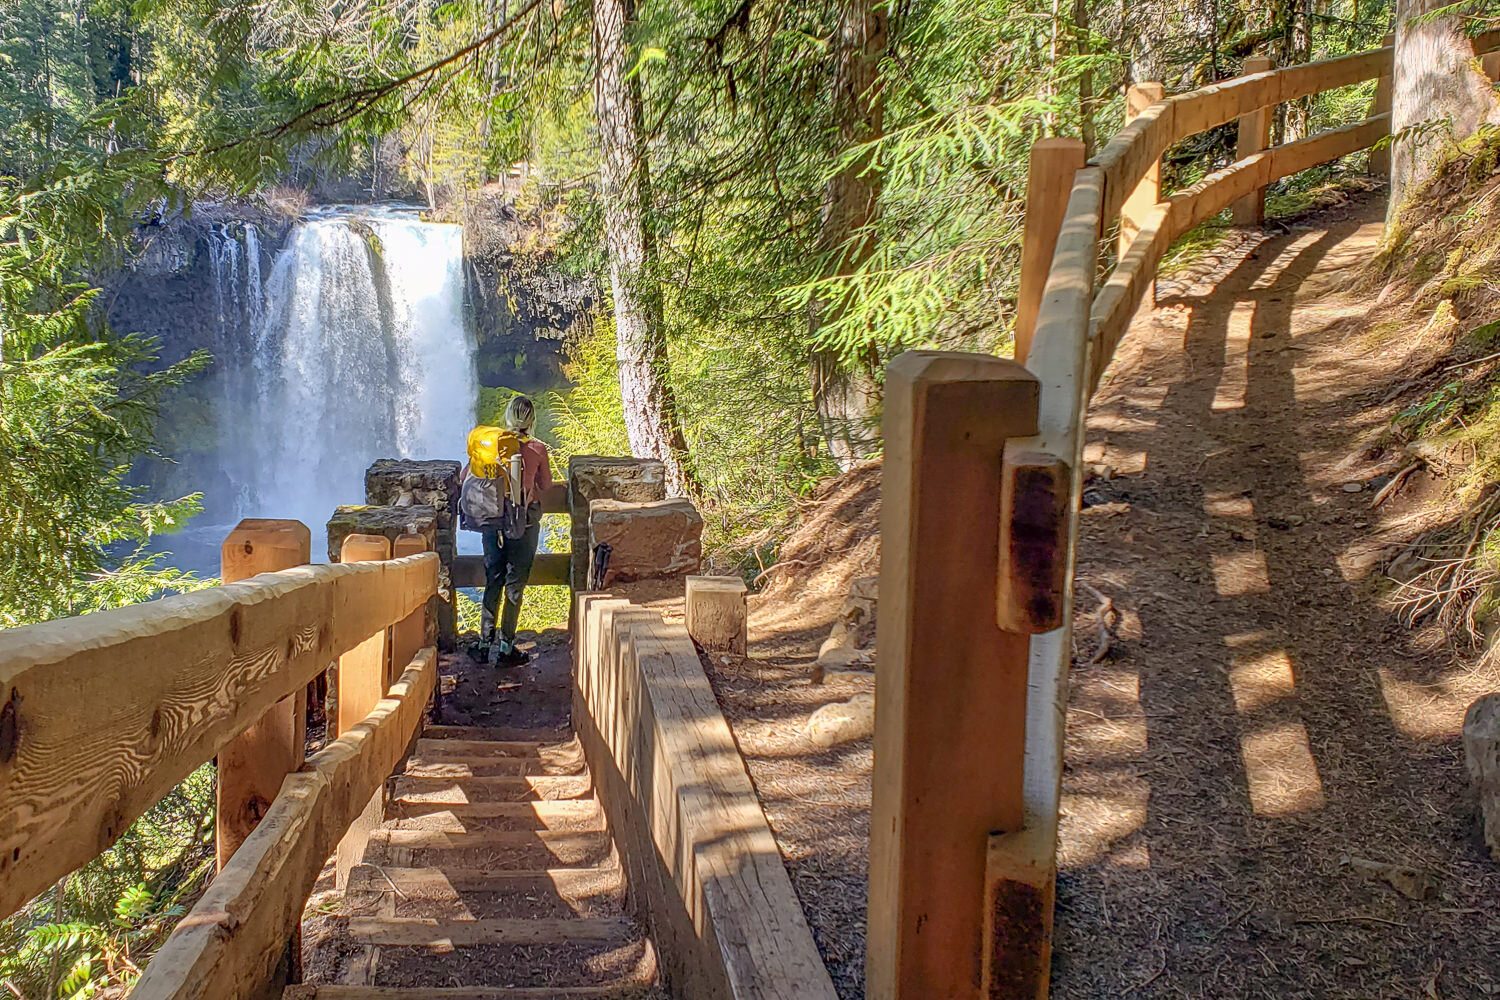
[
  {"left": 810, "top": 0, "right": 888, "bottom": 469},
  {"left": 1390, "top": 0, "right": 1500, "bottom": 213},
  {"left": 593, "top": 0, "right": 694, "bottom": 495}
]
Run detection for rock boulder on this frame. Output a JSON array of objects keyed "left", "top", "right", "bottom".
[{"left": 588, "top": 498, "right": 702, "bottom": 586}]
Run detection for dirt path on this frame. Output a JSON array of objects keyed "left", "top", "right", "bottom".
[{"left": 1059, "top": 194, "right": 1500, "bottom": 999}]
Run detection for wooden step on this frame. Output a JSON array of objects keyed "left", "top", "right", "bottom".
[
  {"left": 346, "top": 916, "right": 636, "bottom": 948},
  {"left": 348, "top": 864, "right": 624, "bottom": 898},
  {"left": 412, "top": 738, "right": 579, "bottom": 758},
  {"left": 287, "top": 985, "right": 653, "bottom": 999},
  {"left": 389, "top": 799, "right": 604, "bottom": 831},
  {"left": 392, "top": 773, "right": 592, "bottom": 804},
  {"left": 365, "top": 828, "right": 613, "bottom": 869},
  {"left": 422, "top": 725, "right": 571, "bottom": 743},
  {"left": 402, "top": 756, "right": 586, "bottom": 779}
]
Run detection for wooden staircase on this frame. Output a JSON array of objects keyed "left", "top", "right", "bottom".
[{"left": 288, "top": 726, "right": 662, "bottom": 1000}]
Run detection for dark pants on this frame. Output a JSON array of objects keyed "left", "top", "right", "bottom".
[{"left": 481, "top": 503, "right": 541, "bottom": 643}]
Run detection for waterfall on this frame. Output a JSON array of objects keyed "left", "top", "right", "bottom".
[{"left": 208, "top": 206, "right": 477, "bottom": 555}]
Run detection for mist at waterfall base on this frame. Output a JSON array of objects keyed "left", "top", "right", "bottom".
[{"left": 165, "top": 205, "right": 479, "bottom": 572}]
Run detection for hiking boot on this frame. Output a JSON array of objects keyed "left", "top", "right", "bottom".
[{"left": 498, "top": 646, "right": 531, "bottom": 667}]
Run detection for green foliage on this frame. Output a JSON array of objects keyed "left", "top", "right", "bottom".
[
  {"left": 541, "top": 319, "right": 632, "bottom": 465},
  {"left": 0, "top": 765, "right": 213, "bottom": 998},
  {"left": 0, "top": 167, "right": 212, "bottom": 626}
]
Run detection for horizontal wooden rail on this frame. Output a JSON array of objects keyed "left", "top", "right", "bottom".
[
  {"left": 0, "top": 552, "right": 438, "bottom": 920},
  {"left": 537, "top": 482, "right": 569, "bottom": 514},
  {"left": 451, "top": 551, "right": 572, "bottom": 589},
  {"left": 132, "top": 646, "right": 439, "bottom": 1000}
]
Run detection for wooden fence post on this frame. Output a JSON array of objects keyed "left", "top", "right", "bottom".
[
  {"left": 1119, "top": 83, "right": 1165, "bottom": 260},
  {"left": 1370, "top": 34, "right": 1395, "bottom": 177},
  {"left": 1231, "top": 56, "right": 1275, "bottom": 226},
  {"left": 391, "top": 534, "right": 431, "bottom": 685},
  {"left": 867, "top": 351, "right": 1042, "bottom": 1000},
  {"left": 216, "top": 519, "right": 311, "bottom": 871},
  {"left": 1014, "top": 138, "right": 1087, "bottom": 365},
  {"left": 335, "top": 532, "right": 393, "bottom": 888}
]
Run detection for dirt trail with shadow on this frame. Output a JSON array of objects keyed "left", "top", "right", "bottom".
[{"left": 1058, "top": 193, "right": 1500, "bottom": 999}]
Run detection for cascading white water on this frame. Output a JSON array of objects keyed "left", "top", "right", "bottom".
[{"left": 208, "top": 206, "right": 477, "bottom": 554}]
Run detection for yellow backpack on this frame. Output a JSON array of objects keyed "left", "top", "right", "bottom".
[{"left": 466, "top": 425, "right": 523, "bottom": 480}]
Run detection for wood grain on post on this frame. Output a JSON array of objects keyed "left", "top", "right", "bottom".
[
  {"left": 216, "top": 520, "right": 312, "bottom": 871},
  {"left": 867, "top": 351, "right": 1041, "bottom": 1000},
  {"left": 1118, "top": 83, "right": 1165, "bottom": 260},
  {"left": 684, "top": 575, "right": 748, "bottom": 655},
  {"left": 390, "top": 535, "right": 430, "bottom": 687},
  {"left": 335, "top": 533, "right": 393, "bottom": 888},
  {"left": 1014, "top": 138, "right": 1087, "bottom": 365},
  {"left": 1370, "top": 35, "right": 1395, "bottom": 177},
  {"left": 1231, "top": 56, "right": 1275, "bottom": 226}
]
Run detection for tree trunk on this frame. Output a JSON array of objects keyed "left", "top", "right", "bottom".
[
  {"left": 1389, "top": 0, "right": 1499, "bottom": 214},
  {"left": 593, "top": 0, "right": 694, "bottom": 495},
  {"left": 810, "top": 0, "right": 888, "bottom": 469}
]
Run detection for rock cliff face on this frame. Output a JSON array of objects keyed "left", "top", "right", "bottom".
[{"left": 460, "top": 188, "right": 597, "bottom": 392}]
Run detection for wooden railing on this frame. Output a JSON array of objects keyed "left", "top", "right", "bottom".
[
  {"left": 867, "top": 34, "right": 1500, "bottom": 1000},
  {"left": 0, "top": 519, "right": 438, "bottom": 1000}
]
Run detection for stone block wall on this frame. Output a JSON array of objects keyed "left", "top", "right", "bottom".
[
  {"left": 568, "top": 456, "right": 666, "bottom": 589},
  {"left": 362, "top": 459, "right": 462, "bottom": 644},
  {"left": 326, "top": 504, "right": 450, "bottom": 646},
  {"left": 588, "top": 498, "right": 703, "bottom": 586}
]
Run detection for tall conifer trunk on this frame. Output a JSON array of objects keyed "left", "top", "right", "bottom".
[
  {"left": 810, "top": 0, "right": 887, "bottom": 468},
  {"left": 593, "top": 0, "right": 694, "bottom": 494},
  {"left": 1389, "top": 0, "right": 1500, "bottom": 214}
]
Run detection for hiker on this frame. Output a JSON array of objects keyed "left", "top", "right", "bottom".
[{"left": 458, "top": 396, "right": 553, "bottom": 666}]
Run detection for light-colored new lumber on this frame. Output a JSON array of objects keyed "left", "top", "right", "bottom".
[
  {"left": 1006, "top": 165, "right": 1104, "bottom": 994},
  {"left": 1118, "top": 83, "right": 1166, "bottom": 261},
  {"left": 1369, "top": 34, "right": 1395, "bottom": 176},
  {"left": 1014, "top": 138, "right": 1087, "bottom": 364},
  {"left": 409, "top": 738, "right": 567, "bottom": 758},
  {"left": 1166, "top": 115, "right": 1388, "bottom": 244},
  {"left": 390, "top": 535, "right": 430, "bottom": 686},
  {"left": 1168, "top": 69, "right": 1277, "bottom": 142},
  {"left": 421, "top": 725, "right": 567, "bottom": 742},
  {"left": 216, "top": 519, "right": 313, "bottom": 871},
  {"left": 866, "top": 352, "right": 1041, "bottom": 1000},
  {"left": 131, "top": 647, "right": 439, "bottom": 1000},
  {"left": 337, "top": 534, "right": 395, "bottom": 891},
  {"left": 1094, "top": 95, "right": 1175, "bottom": 230},
  {"left": 1090, "top": 200, "right": 1174, "bottom": 393},
  {"left": 0, "top": 552, "right": 437, "bottom": 921},
  {"left": 373, "top": 827, "right": 608, "bottom": 854},
  {"left": 1232, "top": 56, "right": 1276, "bottom": 226},
  {"left": 573, "top": 594, "right": 839, "bottom": 1000},
  {"left": 1271, "top": 46, "right": 1388, "bottom": 106},
  {"left": 345, "top": 916, "right": 634, "bottom": 948}
]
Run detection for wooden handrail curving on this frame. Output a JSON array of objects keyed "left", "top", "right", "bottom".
[{"left": 986, "top": 31, "right": 1500, "bottom": 996}]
